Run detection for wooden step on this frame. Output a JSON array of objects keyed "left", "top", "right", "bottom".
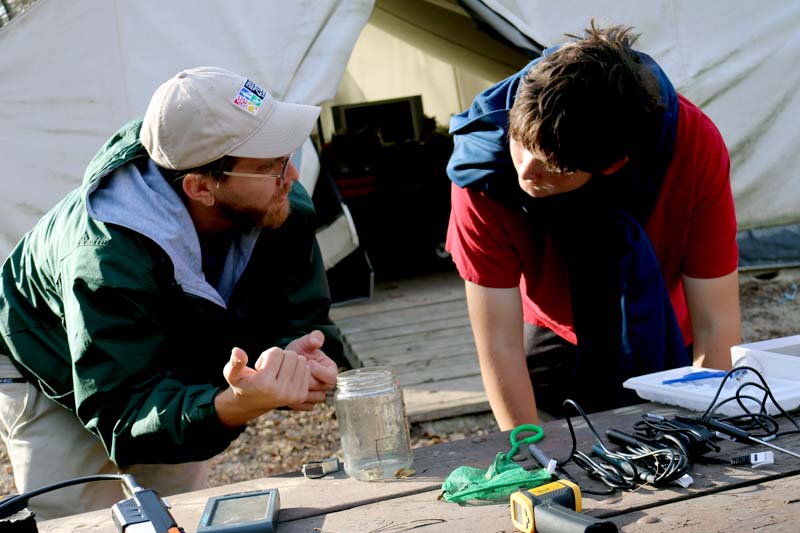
[{"left": 331, "top": 269, "right": 489, "bottom": 423}]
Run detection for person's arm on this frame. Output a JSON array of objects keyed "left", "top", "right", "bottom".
[
  {"left": 683, "top": 271, "right": 741, "bottom": 370},
  {"left": 465, "top": 281, "right": 539, "bottom": 428},
  {"left": 63, "top": 246, "right": 245, "bottom": 466},
  {"left": 677, "top": 99, "right": 740, "bottom": 370}
]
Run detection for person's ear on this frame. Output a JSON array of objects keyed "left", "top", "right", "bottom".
[
  {"left": 182, "top": 173, "right": 216, "bottom": 206},
  {"left": 601, "top": 156, "right": 629, "bottom": 176}
]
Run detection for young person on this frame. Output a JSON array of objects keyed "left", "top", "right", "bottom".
[{"left": 446, "top": 23, "right": 740, "bottom": 429}]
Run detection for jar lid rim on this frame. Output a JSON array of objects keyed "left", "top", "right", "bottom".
[
  {"left": 339, "top": 366, "right": 395, "bottom": 378},
  {"left": 337, "top": 366, "right": 398, "bottom": 393}
]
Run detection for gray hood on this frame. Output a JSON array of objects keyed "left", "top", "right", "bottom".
[{"left": 85, "top": 159, "right": 259, "bottom": 307}]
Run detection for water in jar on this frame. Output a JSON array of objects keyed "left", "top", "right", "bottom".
[{"left": 335, "top": 371, "right": 413, "bottom": 481}]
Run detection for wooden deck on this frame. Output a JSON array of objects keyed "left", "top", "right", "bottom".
[{"left": 330, "top": 268, "right": 489, "bottom": 423}]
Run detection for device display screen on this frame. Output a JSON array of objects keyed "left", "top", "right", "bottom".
[
  {"left": 511, "top": 498, "right": 531, "bottom": 530},
  {"left": 209, "top": 493, "right": 270, "bottom": 525}
]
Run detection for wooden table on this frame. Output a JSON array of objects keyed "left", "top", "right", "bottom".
[{"left": 40, "top": 403, "right": 800, "bottom": 532}]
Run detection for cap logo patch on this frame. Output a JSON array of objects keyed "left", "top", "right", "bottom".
[{"left": 233, "top": 79, "right": 267, "bottom": 115}]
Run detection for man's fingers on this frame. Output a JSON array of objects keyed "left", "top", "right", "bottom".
[
  {"left": 308, "top": 330, "right": 325, "bottom": 348},
  {"left": 305, "top": 390, "right": 327, "bottom": 404},
  {"left": 308, "top": 359, "right": 337, "bottom": 388},
  {"left": 277, "top": 351, "right": 303, "bottom": 381},
  {"left": 231, "top": 347, "right": 248, "bottom": 366},
  {"left": 286, "top": 330, "right": 326, "bottom": 355},
  {"left": 289, "top": 388, "right": 326, "bottom": 411},
  {"left": 290, "top": 353, "right": 308, "bottom": 381},
  {"left": 288, "top": 402, "right": 315, "bottom": 412},
  {"left": 223, "top": 347, "right": 250, "bottom": 385},
  {"left": 289, "top": 354, "right": 310, "bottom": 401},
  {"left": 260, "top": 349, "right": 310, "bottom": 399},
  {"left": 305, "top": 349, "right": 337, "bottom": 369},
  {"left": 257, "top": 347, "right": 287, "bottom": 376}
]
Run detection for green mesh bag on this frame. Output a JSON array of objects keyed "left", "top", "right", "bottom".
[{"left": 440, "top": 424, "right": 552, "bottom": 503}]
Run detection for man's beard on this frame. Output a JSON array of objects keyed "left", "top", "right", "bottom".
[{"left": 217, "top": 199, "right": 290, "bottom": 230}]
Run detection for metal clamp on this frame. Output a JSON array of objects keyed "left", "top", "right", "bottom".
[{"left": 302, "top": 457, "right": 341, "bottom": 479}]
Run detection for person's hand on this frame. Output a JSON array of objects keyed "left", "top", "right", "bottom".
[
  {"left": 215, "top": 346, "right": 310, "bottom": 428},
  {"left": 285, "top": 330, "right": 338, "bottom": 410}
]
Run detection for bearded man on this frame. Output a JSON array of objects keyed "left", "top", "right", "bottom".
[{"left": 0, "top": 67, "right": 345, "bottom": 519}]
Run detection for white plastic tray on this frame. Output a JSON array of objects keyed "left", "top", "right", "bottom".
[
  {"left": 731, "top": 334, "right": 800, "bottom": 379},
  {"left": 622, "top": 366, "right": 800, "bottom": 416}
]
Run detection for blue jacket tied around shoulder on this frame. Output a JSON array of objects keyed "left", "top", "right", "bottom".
[{"left": 447, "top": 47, "right": 689, "bottom": 411}]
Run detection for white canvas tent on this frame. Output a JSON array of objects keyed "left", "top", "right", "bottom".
[
  {"left": 1, "top": 0, "right": 799, "bottom": 271},
  {"left": 0, "top": 0, "right": 373, "bottom": 275}
]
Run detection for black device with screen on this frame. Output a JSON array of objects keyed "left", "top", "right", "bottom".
[
  {"left": 331, "top": 95, "right": 424, "bottom": 145},
  {"left": 196, "top": 488, "right": 280, "bottom": 532}
]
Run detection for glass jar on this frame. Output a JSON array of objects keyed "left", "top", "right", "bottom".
[{"left": 334, "top": 366, "right": 413, "bottom": 481}]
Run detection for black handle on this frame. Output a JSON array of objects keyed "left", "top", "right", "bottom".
[
  {"left": 535, "top": 503, "right": 618, "bottom": 533},
  {"left": 694, "top": 417, "right": 751, "bottom": 442}
]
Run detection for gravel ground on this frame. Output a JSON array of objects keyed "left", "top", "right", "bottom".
[{"left": 1, "top": 269, "right": 798, "bottom": 496}]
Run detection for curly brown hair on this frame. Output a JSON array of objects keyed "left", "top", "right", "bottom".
[{"left": 508, "top": 21, "right": 663, "bottom": 174}]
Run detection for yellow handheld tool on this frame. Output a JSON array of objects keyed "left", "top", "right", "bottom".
[{"left": 510, "top": 480, "right": 618, "bottom": 533}]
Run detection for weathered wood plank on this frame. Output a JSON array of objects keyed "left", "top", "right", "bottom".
[
  {"left": 353, "top": 334, "right": 476, "bottom": 365},
  {"left": 610, "top": 474, "right": 800, "bottom": 531},
  {"left": 333, "top": 299, "right": 468, "bottom": 334},
  {"left": 330, "top": 269, "right": 486, "bottom": 423},
  {"left": 279, "top": 473, "right": 800, "bottom": 533},
  {"left": 341, "top": 315, "right": 471, "bottom": 344},
  {"left": 279, "top": 407, "right": 800, "bottom": 530},
  {"left": 392, "top": 353, "right": 481, "bottom": 385},
  {"left": 337, "top": 316, "right": 467, "bottom": 344},
  {"left": 330, "top": 271, "right": 466, "bottom": 321},
  {"left": 278, "top": 406, "right": 800, "bottom": 532},
  {"left": 38, "top": 430, "right": 533, "bottom": 533},
  {"left": 281, "top": 490, "right": 510, "bottom": 533},
  {"left": 359, "top": 344, "right": 477, "bottom": 369},
  {"left": 404, "top": 375, "right": 489, "bottom": 422}
]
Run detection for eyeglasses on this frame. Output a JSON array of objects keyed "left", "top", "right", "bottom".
[{"left": 221, "top": 155, "right": 292, "bottom": 184}]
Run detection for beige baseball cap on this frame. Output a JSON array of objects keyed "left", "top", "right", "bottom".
[{"left": 140, "top": 66, "right": 321, "bottom": 170}]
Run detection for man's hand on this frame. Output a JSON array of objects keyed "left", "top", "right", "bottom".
[
  {"left": 215, "top": 347, "right": 310, "bottom": 428},
  {"left": 285, "top": 330, "right": 338, "bottom": 410}
]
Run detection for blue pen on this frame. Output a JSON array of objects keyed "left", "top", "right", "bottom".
[{"left": 661, "top": 370, "right": 728, "bottom": 385}]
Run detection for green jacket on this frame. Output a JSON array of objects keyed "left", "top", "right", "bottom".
[{"left": 0, "top": 120, "right": 344, "bottom": 466}]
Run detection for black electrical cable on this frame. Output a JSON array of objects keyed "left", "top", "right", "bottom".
[
  {"left": 556, "top": 367, "right": 798, "bottom": 494},
  {"left": 723, "top": 412, "right": 779, "bottom": 436},
  {"left": 632, "top": 367, "right": 800, "bottom": 465},
  {"left": 560, "top": 400, "right": 634, "bottom": 490},
  {"left": 699, "top": 366, "right": 800, "bottom": 438},
  {"left": 559, "top": 399, "right": 693, "bottom": 490},
  {"left": 558, "top": 367, "right": 800, "bottom": 494},
  {"left": 0, "top": 474, "right": 125, "bottom": 519},
  {"left": 632, "top": 414, "right": 720, "bottom": 461},
  {"left": 555, "top": 466, "right": 617, "bottom": 496}
]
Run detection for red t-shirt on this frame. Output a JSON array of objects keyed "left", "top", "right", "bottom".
[{"left": 446, "top": 95, "right": 738, "bottom": 345}]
